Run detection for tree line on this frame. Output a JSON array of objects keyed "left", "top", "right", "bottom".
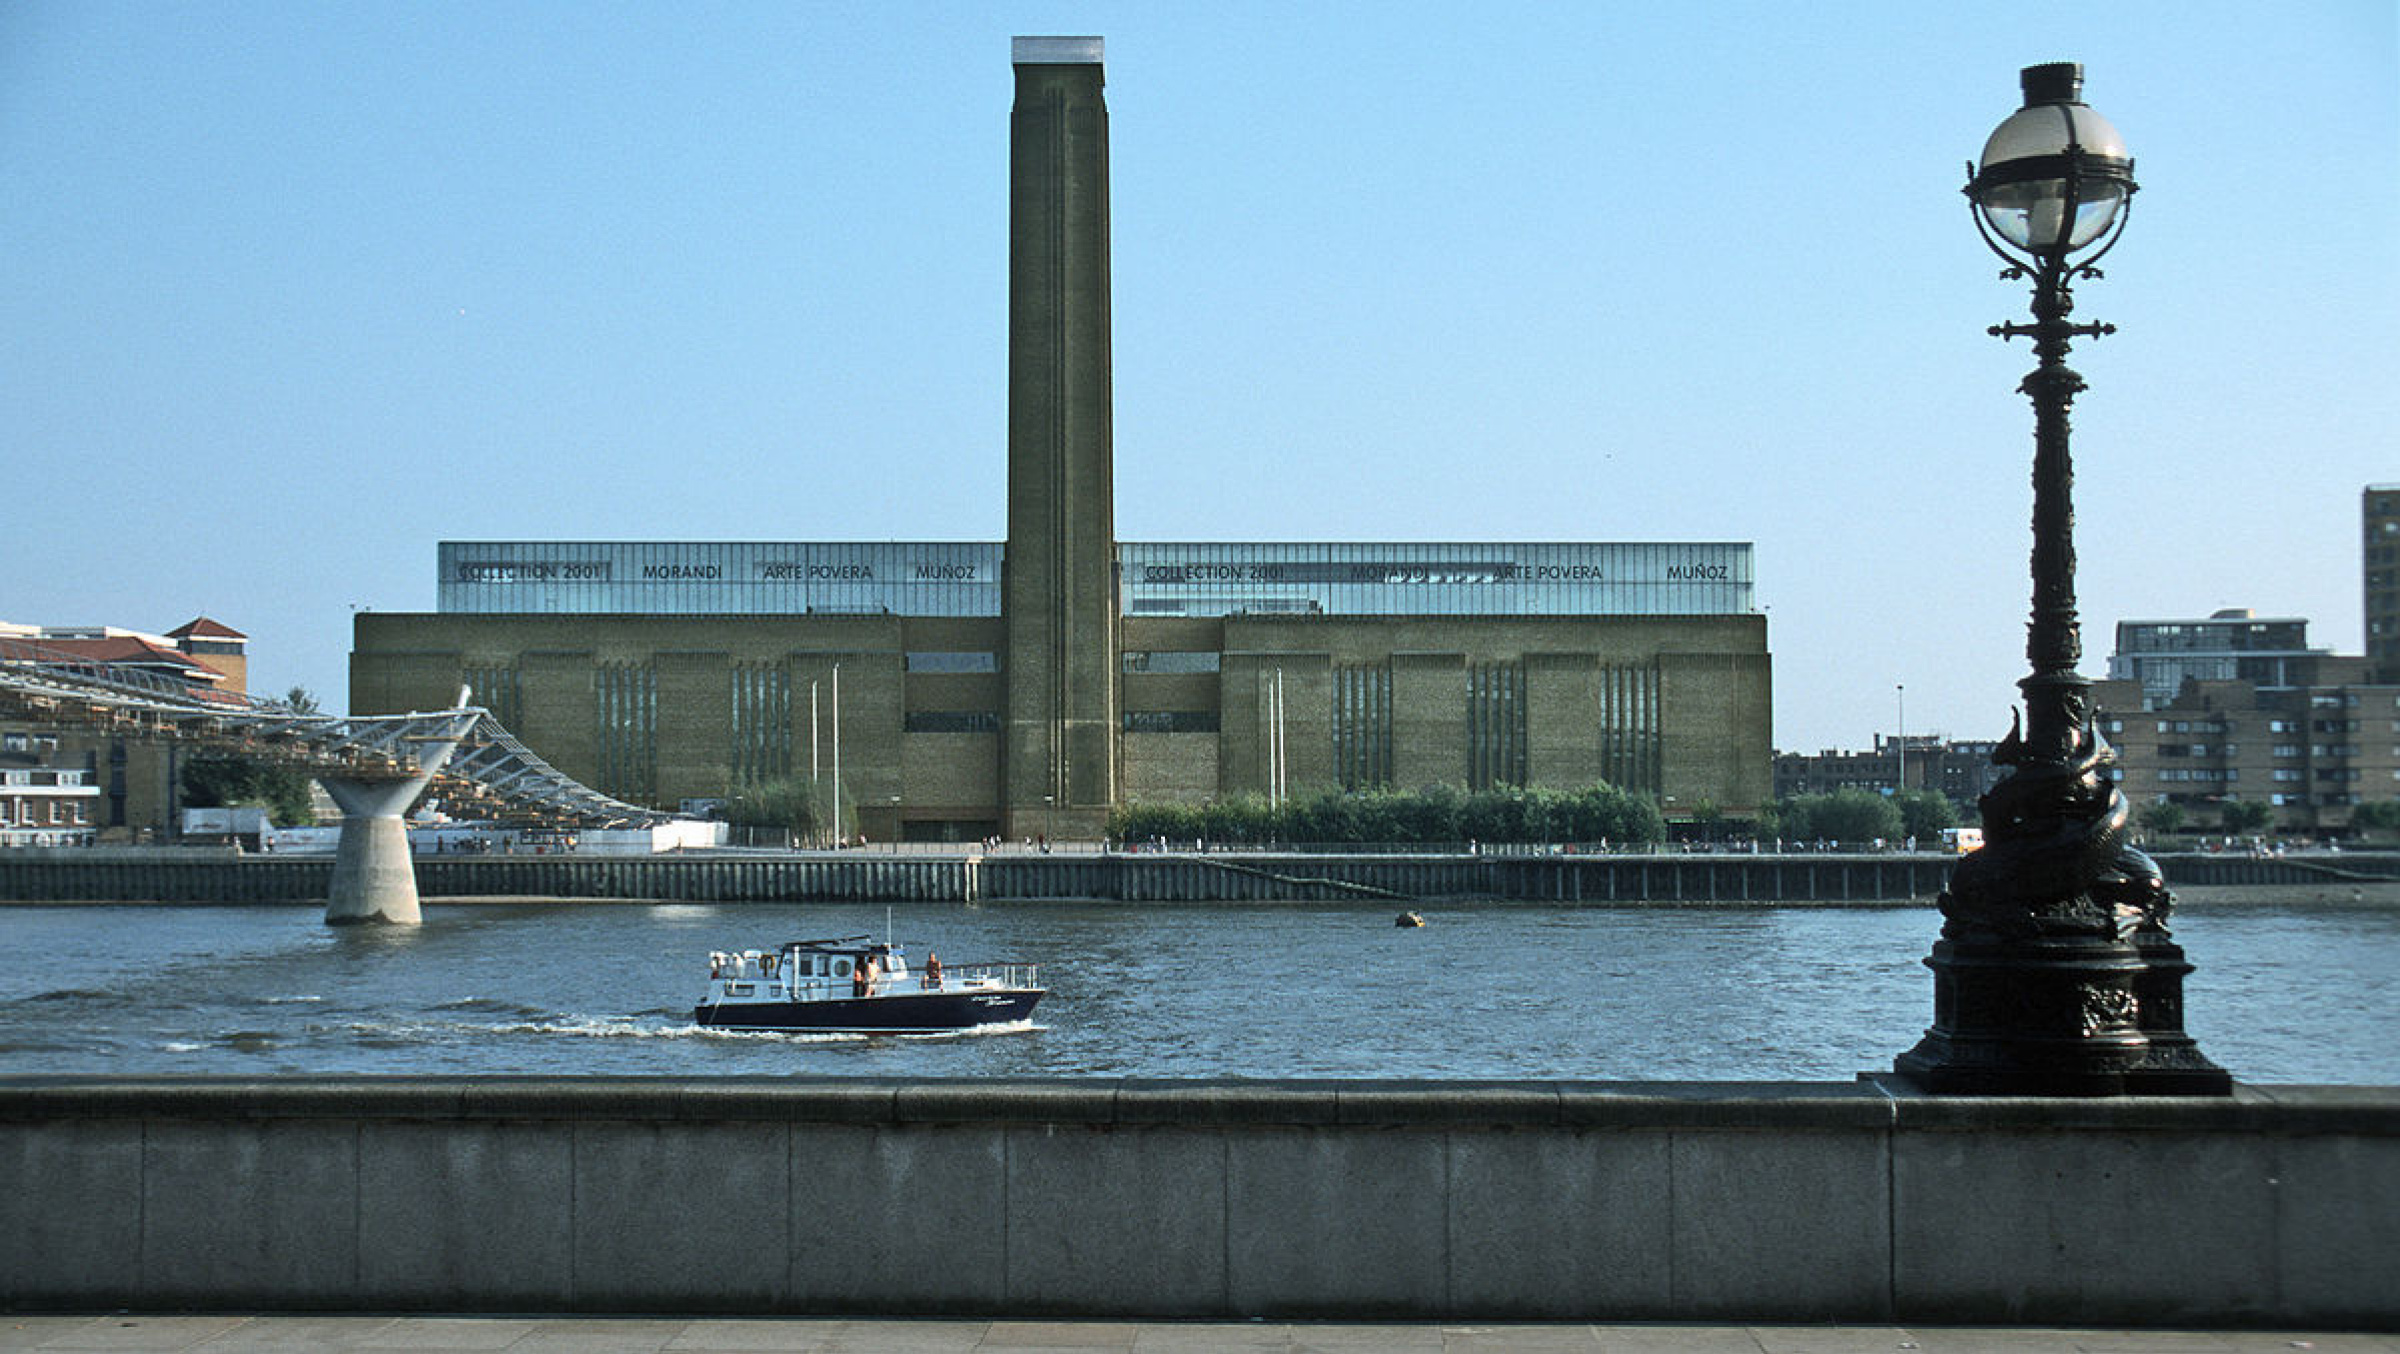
[
  {"left": 1757, "top": 788, "right": 1956, "bottom": 845},
  {"left": 1106, "top": 783, "right": 1667, "bottom": 847},
  {"left": 1105, "top": 784, "right": 1965, "bottom": 849}
]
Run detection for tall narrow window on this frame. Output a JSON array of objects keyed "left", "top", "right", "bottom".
[
  {"left": 461, "top": 665, "right": 522, "bottom": 732},
  {"left": 1599, "top": 662, "right": 1661, "bottom": 793},
  {"left": 1334, "top": 664, "right": 1392, "bottom": 791},
  {"left": 595, "top": 662, "right": 657, "bottom": 802},
  {"left": 731, "top": 663, "right": 791, "bottom": 783},
  {"left": 1468, "top": 662, "right": 1527, "bottom": 790}
]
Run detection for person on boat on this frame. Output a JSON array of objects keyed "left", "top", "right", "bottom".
[
  {"left": 850, "top": 958, "right": 869, "bottom": 999},
  {"left": 923, "top": 952, "right": 943, "bottom": 990}
]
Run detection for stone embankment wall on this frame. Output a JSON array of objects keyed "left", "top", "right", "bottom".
[
  {"left": 1, "top": 1077, "right": 2392, "bottom": 1326},
  {"left": 3, "top": 849, "right": 2392, "bottom": 904}
]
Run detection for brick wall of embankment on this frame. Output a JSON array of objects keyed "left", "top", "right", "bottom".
[{"left": 1, "top": 1077, "right": 2393, "bottom": 1325}]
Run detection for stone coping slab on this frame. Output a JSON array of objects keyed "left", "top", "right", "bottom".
[{"left": 1, "top": 1076, "right": 2393, "bottom": 1133}]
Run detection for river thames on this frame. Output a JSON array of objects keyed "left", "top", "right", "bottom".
[{"left": 2, "top": 899, "right": 2394, "bottom": 1082}]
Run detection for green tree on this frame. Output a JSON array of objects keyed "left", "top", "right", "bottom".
[
  {"left": 180, "top": 748, "right": 317, "bottom": 826},
  {"left": 2138, "top": 800, "right": 2187, "bottom": 840},
  {"left": 1197, "top": 793, "right": 1272, "bottom": 845},
  {"left": 723, "top": 776, "right": 827, "bottom": 841},
  {"left": 1895, "top": 790, "right": 1956, "bottom": 841},
  {"left": 178, "top": 688, "right": 332, "bottom": 827},
  {"left": 1394, "top": 783, "right": 1462, "bottom": 843},
  {"left": 1286, "top": 791, "right": 1360, "bottom": 845},
  {"left": 2351, "top": 800, "right": 2400, "bottom": 839},
  {"left": 1460, "top": 787, "right": 1529, "bottom": 843},
  {"left": 2218, "top": 799, "right": 2274, "bottom": 836},
  {"left": 1680, "top": 798, "right": 1726, "bottom": 842},
  {"left": 1347, "top": 790, "right": 1409, "bottom": 844},
  {"left": 1751, "top": 800, "right": 1785, "bottom": 842},
  {"left": 1560, "top": 783, "right": 1665, "bottom": 846},
  {"left": 1780, "top": 789, "right": 1904, "bottom": 846},
  {"left": 1108, "top": 800, "right": 1191, "bottom": 844}
]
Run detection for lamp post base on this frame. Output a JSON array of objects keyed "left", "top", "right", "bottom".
[
  {"left": 1893, "top": 919, "right": 2232, "bottom": 1096},
  {"left": 2125, "top": 926, "right": 2236, "bottom": 1092}
]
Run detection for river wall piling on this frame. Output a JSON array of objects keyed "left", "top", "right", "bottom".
[
  {"left": 1, "top": 848, "right": 2393, "bottom": 904},
  {"left": 1, "top": 1076, "right": 2392, "bottom": 1325}
]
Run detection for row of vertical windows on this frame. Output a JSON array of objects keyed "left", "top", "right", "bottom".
[
  {"left": 464, "top": 655, "right": 1691, "bottom": 804},
  {"left": 0, "top": 798, "right": 91, "bottom": 825},
  {"left": 1333, "top": 665, "right": 1393, "bottom": 791},
  {"left": 461, "top": 666, "right": 522, "bottom": 732},
  {"left": 731, "top": 664, "right": 791, "bottom": 782},
  {"left": 1599, "top": 663, "right": 1662, "bottom": 794},
  {"left": 595, "top": 663, "right": 656, "bottom": 802},
  {"left": 1327, "top": 662, "right": 1660, "bottom": 793},
  {"left": 0, "top": 769, "right": 87, "bottom": 786},
  {"left": 1467, "top": 663, "right": 1527, "bottom": 791}
]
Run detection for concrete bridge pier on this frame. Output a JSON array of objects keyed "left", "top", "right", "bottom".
[
  {"left": 320, "top": 704, "right": 477, "bottom": 925},
  {"left": 320, "top": 774, "right": 438, "bottom": 924}
]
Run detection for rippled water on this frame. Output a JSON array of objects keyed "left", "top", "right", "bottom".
[{"left": 1, "top": 901, "right": 2393, "bottom": 1082}]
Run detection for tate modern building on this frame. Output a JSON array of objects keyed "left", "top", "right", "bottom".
[{"left": 350, "top": 38, "right": 1772, "bottom": 841}]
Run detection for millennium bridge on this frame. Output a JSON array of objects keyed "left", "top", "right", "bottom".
[{"left": 0, "top": 634, "right": 664, "bottom": 923}]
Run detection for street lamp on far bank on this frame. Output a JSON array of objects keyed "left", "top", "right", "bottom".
[{"left": 1892, "top": 63, "right": 2229, "bottom": 1096}]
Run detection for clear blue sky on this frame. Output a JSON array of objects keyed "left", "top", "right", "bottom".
[{"left": 5, "top": 2, "right": 2394, "bottom": 754}]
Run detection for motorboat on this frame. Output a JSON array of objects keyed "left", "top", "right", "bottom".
[{"left": 692, "top": 934, "right": 1042, "bottom": 1033}]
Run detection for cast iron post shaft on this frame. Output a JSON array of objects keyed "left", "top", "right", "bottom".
[{"left": 2014, "top": 257, "right": 2102, "bottom": 768}]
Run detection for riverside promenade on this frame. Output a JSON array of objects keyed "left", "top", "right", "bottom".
[{"left": 3, "top": 1315, "right": 2393, "bottom": 1351}]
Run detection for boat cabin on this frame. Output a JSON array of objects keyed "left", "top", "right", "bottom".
[{"left": 706, "top": 938, "right": 914, "bottom": 1002}]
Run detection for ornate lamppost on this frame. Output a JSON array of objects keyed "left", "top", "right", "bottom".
[{"left": 1892, "top": 63, "right": 2230, "bottom": 1096}]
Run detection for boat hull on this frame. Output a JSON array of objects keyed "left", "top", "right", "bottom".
[{"left": 693, "top": 988, "right": 1042, "bottom": 1034}]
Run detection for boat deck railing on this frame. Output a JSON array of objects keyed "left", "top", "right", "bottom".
[
  {"left": 937, "top": 961, "right": 1039, "bottom": 992},
  {"left": 708, "top": 960, "right": 1039, "bottom": 1001}
]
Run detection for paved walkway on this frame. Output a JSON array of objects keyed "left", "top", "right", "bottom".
[{"left": 0, "top": 1317, "right": 2390, "bottom": 1353}]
